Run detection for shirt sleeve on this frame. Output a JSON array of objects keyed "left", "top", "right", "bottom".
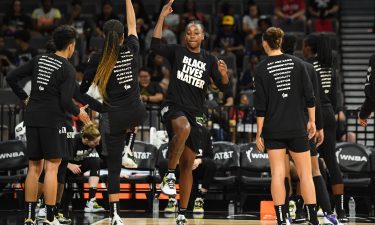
[
  {"left": 307, "top": 64, "right": 323, "bottom": 130},
  {"left": 60, "top": 65, "right": 80, "bottom": 116},
  {"left": 73, "top": 82, "right": 104, "bottom": 113},
  {"left": 126, "top": 35, "right": 140, "bottom": 54},
  {"left": 6, "top": 59, "right": 34, "bottom": 101},
  {"left": 301, "top": 62, "right": 315, "bottom": 108},
  {"left": 254, "top": 67, "right": 267, "bottom": 117},
  {"left": 80, "top": 53, "right": 100, "bottom": 93},
  {"left": 150, "top": 37, "right": 176, "bottom": 62}
]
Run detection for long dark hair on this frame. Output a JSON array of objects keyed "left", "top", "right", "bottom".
[
  {"left": 305, "top": 34, "right": 333, "bottom": 67},
  {"left": 8, "top": 0, "right": 23, "bottom": 16},
  {"left": 92, "top": 19, "right": 124, "bottom": 100}
]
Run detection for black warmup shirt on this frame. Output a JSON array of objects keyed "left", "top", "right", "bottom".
[
  {"left": 359, "top": 54, "right": 375, "bottom": 119},
  {"left": 6, "top": 53, "right": 80, "bottom": 128},
  {"left": 72, "top": 134, "right": 102, "bottom": 163},
  {"left": 150, "top": 37, "right": 228, "bottom": 114},
  {"left": 81, "top": 35, "right": 141, "bottom": 111},
  {"left": 254, "top": 54, "right": 315, "bottom": 139},
  {"left": 304, "top": 61, "right": 323, "bottom": 130},
  {"left": 308, "top": 58, "right": 337, "bottom": 111}
]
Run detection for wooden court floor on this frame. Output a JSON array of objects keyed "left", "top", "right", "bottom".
[{"left": 91, "top": 218, "right": 371, "bottom": 225}]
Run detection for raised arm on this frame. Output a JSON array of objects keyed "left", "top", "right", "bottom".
[
  {"left": 153, "top": 0, "right": 174, "bottom": 39},
  {"left": 126, "top": 0, "right": 137, "bottom": 37}
]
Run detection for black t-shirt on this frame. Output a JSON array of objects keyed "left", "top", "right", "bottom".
[
  {"left": 309, "top": 0, "right": 337, "bottom": 12},
  {"left": 6, "top": 53, "right": 80, "bottom": 128},
  {"left": 81, "top": 35, "right": 141, "bottom": 111},
  {"left": 15, "top": 47, "right": 38, "bottom": 66},
  {"left": 307, "top": 58, "right": 337, "bottom": 111},
  {"left": 140, "top": 82, "right": 163, "bottom": 96},
  {"left": 72, "top": 134, "right": 102, "bottom": 163},
  {"left": 150, "top": 37, "right": 228, "bottom": 114},
  {"left": 254, "top": 54, "right": 315, "bottom": 139},
  {"left": 71, "top": 16, "right": 93, "bottom": 35},
  {"left": 3, "top": 14, "right": 32, "bottom": 32},
  {"left": 359, "top": 54, "right": 375, "bottom": 119}
]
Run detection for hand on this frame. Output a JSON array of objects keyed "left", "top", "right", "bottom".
[
  {"left": 78, "top": 104, "right": 91, "bottom": 125},
  {"left": 160, "top": 0, "right": 174, "bottom": 18},
  {"left": 192, "top": 158, "right": 202, "bottom": 170},
  {"left": 256, "top": 134, "right": 265, "bottom": 152},
  {"left": 315, "top": 129, "right": 324, "bottom": 148},
  {"left": 358, "top": 117, "right": 368, "bottom": 127},
  {"left": 217, "top": 60, "right": 228, "bottom": 77},
  {"left": 68, "top": 163, "right": 81, "bottom": 174},
  {"left": 141, "top": 95, "right": 148, "bottom": 102},
  {"left": 307, "top": 120, "right": 316, "bottom": 140}
]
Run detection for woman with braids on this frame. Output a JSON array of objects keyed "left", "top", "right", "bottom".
[
  {"left": 151, "top": 1, "right": 229, "bottom": 224},
  {"left": 254, "top": 27, "right": 319, "bottom": 225},
  {"left": 80, "top": 0, "right": 145, "bottom": 224},
  {"left": 303, "top": 33, "right": 348, "bottom": 223}
]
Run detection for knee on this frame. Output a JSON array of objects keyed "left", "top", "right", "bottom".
[
  {"left": 29, "top": 162, "right": 44, "bottom": 176},
  {"left": 175, "top": 123, "right": 191, "bottom": 140},
  {"left": 297, "top": 170, "right": 313, "bottom": 182},
  {"left": 44, "top": 161, "right": 61, "bottom": 173}
]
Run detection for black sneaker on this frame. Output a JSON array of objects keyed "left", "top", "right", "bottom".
[
  {"left": 337, "top": 210, "right": 349, "bottom": 223},
  {"left": 293, "top": 210, "right": 306, "bottom": 224}
]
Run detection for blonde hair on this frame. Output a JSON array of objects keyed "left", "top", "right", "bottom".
[
  {"left": 262, "top": 27, "right": 285, "bottom": 50},
  {"left": 82, "top": 123, "right": 100, "bottom": 141}
]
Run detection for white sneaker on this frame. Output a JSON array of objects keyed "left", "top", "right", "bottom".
[
  {"left": 37, "top": 207, "right": 46, "bottom": 219},
  {"left": 84, "top": 198, "right": 105, "bottom": 213},
  {"left": 35, "top": 199, "right": 42, "bottom": 214},
  {"left": 176, "top": 214, "right": 187, "bottom": 225},
  {"left": 24, "top": 218, "right": 36, "bottom": 225},
  {"left": 42, "top": 218, "right": 60, "bottom": 225},
  {"left": 160, "top": 173, "right": 177, "bottom": 196},
  {"left": 317, "top": 207, "right": 324, "bottom": 217},
  {"left": 122, "top": 146, "right": 138, "bottom": 168},
  {"left": 111, "top": 213, "right": 123, "bottom": 225},
  {"left": 193, "top": 197, "right": 204, "bottom": 214}
]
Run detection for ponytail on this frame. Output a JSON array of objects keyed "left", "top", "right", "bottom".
[
  {"left": 316, "top": 34, "right": 333, "bottom": 68},
  {"left": 92, "top": 19, "right": 124, "bottom": 101}
]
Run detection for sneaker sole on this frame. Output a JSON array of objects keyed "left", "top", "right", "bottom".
[{"left": 160, "top": 183, "right": 176, "bottom": 197}]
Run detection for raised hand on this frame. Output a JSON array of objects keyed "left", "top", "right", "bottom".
[{"left": 160, "top": 0, "right": 174, "bottom": 18}]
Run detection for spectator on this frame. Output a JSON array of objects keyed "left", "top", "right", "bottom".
[
  {"left": 308, "top": 0, "right": 339, "bottom": 32},
  {"left": 308, "top": 0, "right": 339, "bottom": 19},
  {"left": 213, "top": 15, "right": 243, "bottom": 60},
  {"left": 242, "top": 0, "right": 259, "bottom": 39},
  {"left": 179, "top": 0, "right": 208, "bottom": 33},
  {"left": 147, "top": 51, "right": 171, "bottom": 92},
  {"left": 153, "top": 0, "right": 180, "bottom": 34},
  {"left": 95, "top": 0, "right": 119, "bottom": 38},
  {"left": 132, "top": 0, "right": 151, "bottom": 31},
  {"left": 14, "top": 30, "right": 38, "bottom": 66},
  {"left": 32, "top": 0, "right": 62, "bottom": 35},
  {"left": 207, "top": 81, "right": 234, "bottom": 141},
  {"left": 66, "top": 0, "right": 94, "bottom": 39},
  {"left": 0, "top": 34, "right": 16, "bottom": 82},
  {"left": 248, "top": 17, "right": 272, "bottom": 59},
  {"left": 336, "top": 111, "right": 356, "bottom": 143},
  {"left": 138, "top": 67, "right": 164, "bottom": 104},
  {"left": 1, "top": 0, "right": 32, "bottom": 37},
  {"left": 275, "top": 0, "right": 306, "bottom": 22},
  {"left": 216, "top": 1, "right": 241, "bottom": 32},
  {"left": 238, "top": 55, "right": 258, "bottom": 92}
]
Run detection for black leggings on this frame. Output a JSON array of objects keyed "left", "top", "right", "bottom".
[
  {"left": 158, "top": 158, "right": 217, "bottom": 190},
  {"left": 318, "top": 106, "right": 343, "bottom": 185}
]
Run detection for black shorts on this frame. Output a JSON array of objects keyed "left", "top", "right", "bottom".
[
  {"left": 26, "top": 126, "right": 65, "bottom": 160},
  {"left": 264, "top": 136, "right": 309, "bottom": 153},
  {"left": 161, "top": 105, "right": 205, "bottom": 154}
]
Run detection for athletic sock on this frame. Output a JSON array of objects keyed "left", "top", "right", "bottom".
[
  {"left": 275, "top": 205, "right": 287, "bottom": 225},
  {"left": 125, "top": 132, "right": 136, "bottom": 151},
  {"left": 25, "top": 202, "right": 36, "bottom": 221},
  {"left": 110, "top": 202, "right": 119, "bottom": 217},
  {"left": 295, "top": 195, "right": 304, "bottom": 214},
  {"left": 313, "top": 176, "right": 333, "bottom": 215},
  {"left": 46, "top": 204, "right": 55, "bottom": 222},
  {"left": 334, "top": 194, "right": 345, "bottom": 213},
  {"left": 89, "top": 187, "right": 97, "bottom": 200},
  {"left": 54, "top": 203, "right": 61, "bottom": 217},
  {"left": 305, "top": 204, "right": 319, "bottom": 225},
  {"left": 284, "top": 178, "right": 290, "bottom": 218},
  {"left": 197, "top": 189, "right": 206, "bottom": 199},
  {"left": 166, "top": 169, "right": 175, "bottom": 176}
]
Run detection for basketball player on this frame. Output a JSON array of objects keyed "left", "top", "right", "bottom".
[
  {"left": 254, "top": 27, "right": 319, "bottom": 225},
  {"left": 6, "top": 25, "right": 90, "bottom": 225},
  {"left": 151, "top": 1, "right": 229, "bottom": 224}
]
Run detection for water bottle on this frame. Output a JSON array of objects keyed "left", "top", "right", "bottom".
[
  {"left": 348, "top": 197, "right": 356, "bottom": 218},
  {"left": 228, "top": 200, "right": 235, "bottom": 217},
  {"left": 152, "top": 194, "right": 159, "bottom": 218}
]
